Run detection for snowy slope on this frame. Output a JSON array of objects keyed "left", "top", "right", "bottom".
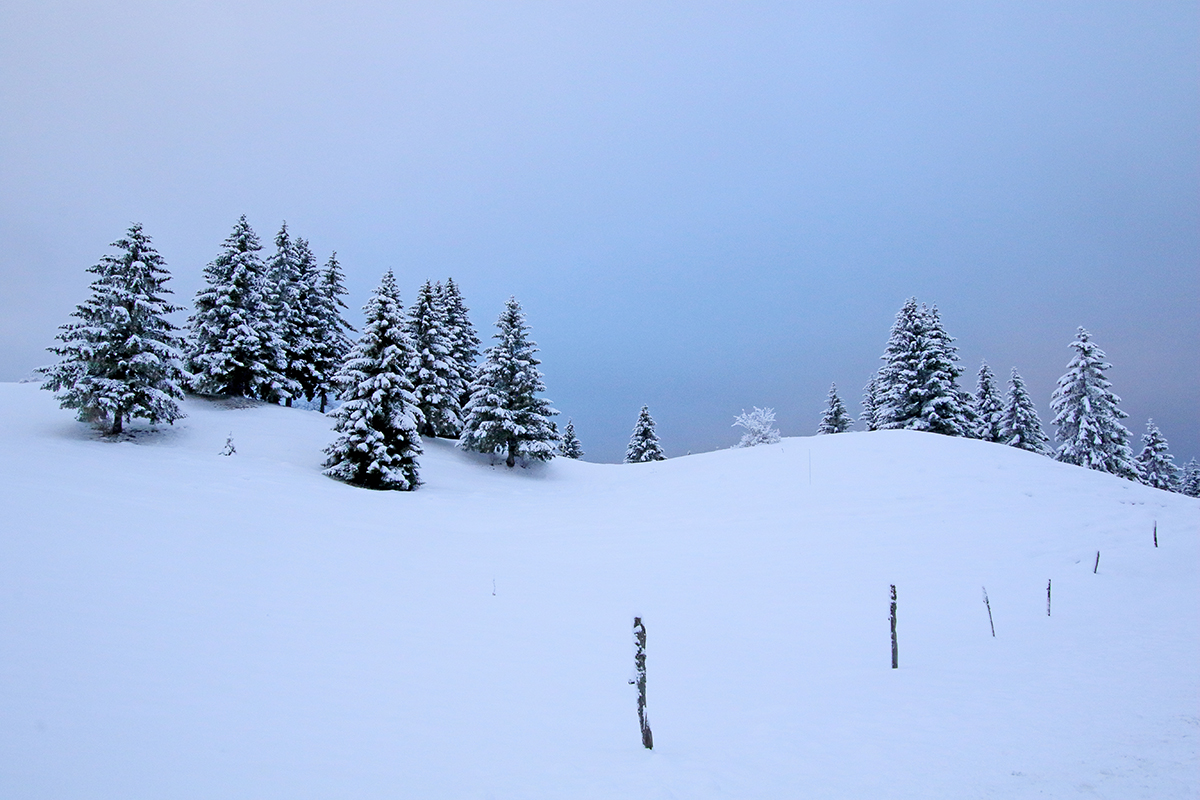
[{"left": 0, "top": 382, "right": 1195, "bottom": 799}]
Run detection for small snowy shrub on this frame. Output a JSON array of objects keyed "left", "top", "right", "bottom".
[{"left": 733, "top": 407, "right": 781, "bottom": 448}]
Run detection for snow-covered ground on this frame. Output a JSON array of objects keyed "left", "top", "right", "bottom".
[{"left": 0, "top": 382, "right": 1195, "bottom": 799}]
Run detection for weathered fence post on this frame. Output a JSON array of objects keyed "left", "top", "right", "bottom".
[
  {"left": 629, "top": 617, "right": 653, "bottom": 749},
  {"left": 1046, "top": 579, "right": 1052, "bottom": 617},
  {"left": 1093, "top": 551, "right": 1100, "bottom": 574},
  {"left": 889, "top": 585, "right": 898, "bottom": 669},
  {"left": 1153, "top": 521, "right": 1158, "bottom": 548}
]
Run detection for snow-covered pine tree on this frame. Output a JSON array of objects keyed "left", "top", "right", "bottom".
[
  {"left": 861, "top": 374, "right": 881, "bottom": 431},
  {"left": 559, "top": 419, "right": 584, "bottom": 459},
  {"left": 439, "top": 277, "right": 481, "bottom": 410},
  {"left": 735, "top": 406, "right": 782, "bottom": 446},
  {"left": 459, "top": 296, "right": 558, "bottom": 468},
  {"left": 323, "top": 270, "right": 423, "bottom": 490},
  {"left": 42, "top": 223, "right": 186, "bottom": 435},
  {"left": 310, "top": 252, "right": 355, "bottom": 412},
  {"left": 999, "top": 367, "right": 1050, "bottom": 455},
  {"left": 817, "top": 383, "right": 853, "bottom": 434},
  {"left": 1179, "top": 458, "right": 1200, "bottom": 497},
  {"left": 973, "top": 361, "right": 1005, "bottom": 443},
  {"left": 1050, "top": 327, "right": 1137, "bottom": 479},
  {"left": 187, "top": 216, "right": 285, "bottom": 399},
  {"left": 263, "top": 222, "right": 305, "bottom": 405},
  {"left": 876, "top": 298, "right": 972, "bottom": 436},
  {"left": 625, "top": 405, "right": 666, "bottom": 462},
  {"left": 407, "top": 280, "right": 462, "bottom": 437},
  {"left": 1135, "top": 419, "right": 1180, "bottom": 491}
]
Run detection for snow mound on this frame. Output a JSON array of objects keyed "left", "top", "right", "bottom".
[{"left": 0, "top": 383, "right": 1196, "bottom": 799}]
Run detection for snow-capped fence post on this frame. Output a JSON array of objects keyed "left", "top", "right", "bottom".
[
  {"left": 1153, "top": 521, "right": 1157, "bottom": 548},
  {"left": 1046, "top": 579, "right": 1052, "bottom": 617},
  {"left": 629, "top": 617, "right": 653, "bottom": 749},
  {"left": 982, "top": 587, "right": 995, "bottom": 637},
  {"left": 889, "top": 585, "right": 898, "bottom": 669},
  {"left": 1093, "top": 551, "right": 1100, "bottom": 574}
]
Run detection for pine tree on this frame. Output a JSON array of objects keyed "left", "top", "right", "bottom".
[
  {"left": 861, "top": 374, "right": 881, "bottom": 431},
  {"left": 459, "top": 296, "right": 558, "bottom": 468},
  {"left": 323, "top": 270, "right": 423, "bottom": 490},
  {"left": 559, "top": 419, "right": 584, "bottom": 459},
  {"left": 625, "top": 405, "right": 666, "bottom": 462},
  {"left": 876, "top": 299, "right": 972, "bottom": 436},
  {"left": 1179, "top": 458, "right": 1200, "bottom": 498},
  {"left": 817, "top": 383, "right": 853, "bottom": 434},
  {"left": 999, "top": 367, "right": 1050, "bottom": 455},
  {"left": 264, "top": 222, "right": 305, "bottom": 405},
  {"left": 973, "top": 361, "right": 1005, "bottom": 442},
  {"left": 407, "top": 280, "right": 462, "bottom": 437},
  {"left": 187, "top": 216, "right": 285, "bottom": 399},
  {"left": 1050, "top": 327, "right": 1137, "bottom": 479},
  {"left": 1135, "top": 419, "right": 1180, "bottom": 491},
  {"left": 734, "top": 406, "right": 782, "bottom": 447},
  {"left": 439, "top": 278, "right": 481, "bottom": 410},
  {"left": 310, "top": 252, "right": 355, "bottom": 412},
  {"left": 42, "top": 223, "right": 186, "bottom": 435}
]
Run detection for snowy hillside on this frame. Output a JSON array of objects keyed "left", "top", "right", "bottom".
[{"left": 0, "top": 382, "right": 1195, "bottom": 799}]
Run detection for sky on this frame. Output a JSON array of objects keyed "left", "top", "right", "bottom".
[{"left": 1, "top": 1, "right": 1196, "bottom": 464}]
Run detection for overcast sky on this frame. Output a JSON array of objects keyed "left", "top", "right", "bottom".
[{"left": 2, "top": 1, "right": 1196, "bottom": 463}]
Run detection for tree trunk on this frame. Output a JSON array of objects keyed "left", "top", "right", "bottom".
[
  {"left": 506, "top": 443, "right": 516, "bottom": 468},
  {"left": 110, "top": 410, "right": 123, "bottom": 435}
]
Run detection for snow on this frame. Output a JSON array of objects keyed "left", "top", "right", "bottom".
[{"left": 0, "top": 382, "right": 1195, "bottom": 798}]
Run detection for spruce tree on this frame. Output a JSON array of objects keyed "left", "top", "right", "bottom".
[
  {"left": 876, "top": 299, "right": 972, "bottom": 436},
  {"left": 1135, "top": 419, "right": 1180, "bottom": 491},
  {"left": 43, "top": 223, "right": 186, "bottom": 435},
  {"left": 459, "top": 296, "right": 558, "bottom": 468},
  {"left": 817, "top": 383, "right": 854, "bottom": 434},
  {"left": 1050, "top": 327, "right": 1137, "bottom": 479},
  {"left": 625, "top": 405, "right": 666, "bottom": 463},
  {"left": 1180, "top": 458, "right": 1200, "bottom": 498},
  {"left": 407, "top": 280, "right": 462, "bottom": 437},
  {"left": 323, "top": 270, "right": 423, "bottom": 490},
  {"left": 439, "top": 278, "right": 481, "bottom": 410},
  {"left": 999, "top": 367, "right": 1050, "bottom": 455},
  {"left": 310, "top": 252, "right": 355, "bottom": 412},
  {"left": 187, "top": 216, "right": 285, "bottom": 399},
  {"left": 973, "top": 361, "right": 1005, "bottom": 443},
  {"left": 264, "top": 222, "right": 304, "bottom": 405},
  {"left": 861, "top": 374, "right": 881, "bottom": 431},
  {"left": 559, "top": 419, "right": 584, "bottom": 459}
]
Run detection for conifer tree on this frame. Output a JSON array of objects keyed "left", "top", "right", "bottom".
[
  {"left": 407, "top": 280, "right": 462, "bottom": 437},
  {"left": 459, "top": 296, "right": 558, "bottom": 468},
  {"left": 187, "top": 216, "right": 285, "bottom": 399},
  {"left": 1050, "top": 327, "right": 1137, "bottom": 479},
  {"left": 264, "top": 222, "right": 305, "bottom": 404},
  {"left": 43, "top": 223, "right": 186, "bottom": 435},
  {"left": 817, "top": 383, "right": 854, "bottom": 434},
  {"left": 323, "top": 270, "right": 423, "bottom": 490},
  {"left": 625, "top": 405, "right": 666, "bottom": 463},
  {"left": 861, "top": 374, "right": 881, "bottom": 431},
  {"left": 1180, "top": 458, "right": 1200, "bottom": 498},
  {"left": 1135, "top": 419, "right": 1179, "bottom": 491},
  {"left": 439, "top": 278, "right": 481, "bottom": 410},
  {"left": 559, "top": 419, "right": 584, "bottom": 459},
  {"left": 999, "top": 368, "right": 1050, "bottom": 455},
  {"left": 973, "top": 361, "right": 1005, "bottom": 443},
  {"left": 310, "top": 252, "right": 355, "bottom": 412},
  {"left": 876, "top": 298, "right": 972, "bottom": 436}
]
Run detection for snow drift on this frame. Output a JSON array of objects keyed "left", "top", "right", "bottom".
[{"left": 0, "top": 383, "right": 1195, "bottom": 798}]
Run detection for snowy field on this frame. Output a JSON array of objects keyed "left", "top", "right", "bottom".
[{"left": 0, "top": 382, "right": 1195, "bottom": 799}]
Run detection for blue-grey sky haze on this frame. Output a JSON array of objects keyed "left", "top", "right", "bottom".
[{"left": 1, "top": 1, "right": 1196, "bottom": 463}]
